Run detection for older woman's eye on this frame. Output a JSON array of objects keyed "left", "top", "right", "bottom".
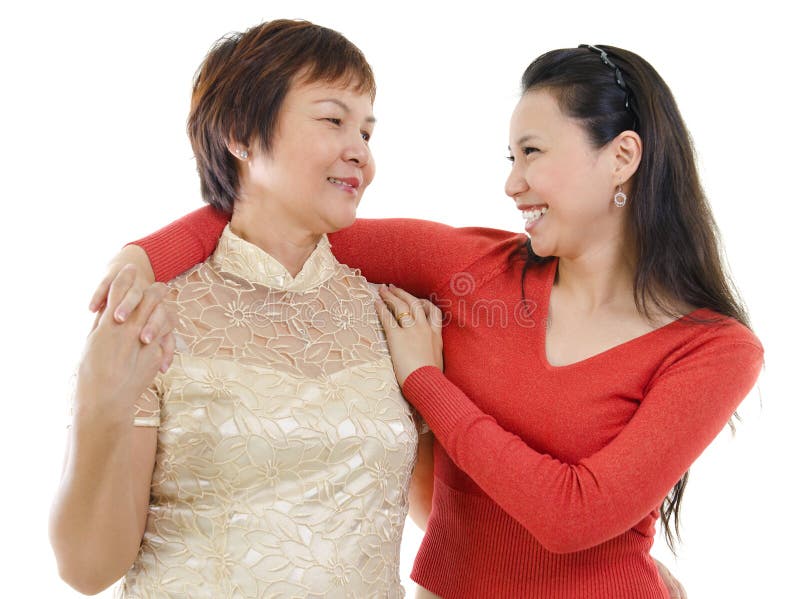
[{"left": 324, "top": 117, "right": 342, "bottom": 125}]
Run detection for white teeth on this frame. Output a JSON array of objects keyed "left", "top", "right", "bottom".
[
  {"left": 328, "top": 177, "right": 353, "bottom": 187},
  {"left": 522, "top": 206, "right": 548, "bottom": 224}
]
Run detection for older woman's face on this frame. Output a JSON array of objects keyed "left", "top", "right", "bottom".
[{"left": 239, "top": 78, "right": 376, "bottom": 235}]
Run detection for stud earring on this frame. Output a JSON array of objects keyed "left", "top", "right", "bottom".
[
  {"left": 613, "top": 186, "right": 627, "bottom": 208},
  {"left": 237, "top": 149, "right": 249, "bottom": 160}
]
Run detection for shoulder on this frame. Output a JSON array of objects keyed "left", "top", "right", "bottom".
[
  {"left": 648, "top": 309, "right": 763, "bottom": 391},
  {"left": 164, "top": 259, "right": 223, "bottom": 301},
  {"left": 685, "top": 309, "right": 762, "bottom": 355},
  {"left": 332, "top": 262, "right": 383, "bottom": 299}
]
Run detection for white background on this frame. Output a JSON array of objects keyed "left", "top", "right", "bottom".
[{"left": 1, "top": 1, "right": 797, "bottom": 597}]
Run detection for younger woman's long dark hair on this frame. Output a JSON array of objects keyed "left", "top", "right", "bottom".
[{"left": 518, "top": 45, "right": 752, "bottom": 552}]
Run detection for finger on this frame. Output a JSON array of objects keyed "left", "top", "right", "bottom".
[
  {"left": 114, "top": 264, "right": 157, "bottom": 323},
  {"left": 378, "top": 285, "right": 410, "bottom": 320},
  {"left": 139, "top": 295, "right": 176, "bottom": 345},
  {"left": 388, "top": 285, "right": 428, "bottom": 324},
  {"left": 374, "top": 298, "right": 399, "bottom": 334},
  {"left": 158, "top": 331, "right": 176, "bottom": 373},
  {"left": 89, "top": 310, "right": 103, "bottom": 335},
  {"left": 138, "top": 335, "right": 166, "bottom": 374},
  {"left": 89, "top": 272, "right": 115, "bottom": 312},
  {"left": 114, "top": 284, "right": 144, "bottom": 324},
  {"left": 420, "top": 299, "right": 443, "bottom": 334},
  {"left": 101, "top": 265, "right": 137, "bottom": 326},
  {"left": 129, "top": 283, "right": 170, "bottom": 342},
  {"left": 387, "top": 285, "right": 424, "bottom": 310}
]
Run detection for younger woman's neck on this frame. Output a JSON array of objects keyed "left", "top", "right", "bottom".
[
  {"left": 555, "top": 240, "right": 636, "bottom": 312},
  {"left": 230, "top": 199, "right": 322, "bottom": 278}
]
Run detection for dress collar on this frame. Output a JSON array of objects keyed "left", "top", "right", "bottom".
[{"left": 210, "top": 225, "right": 338, "bottom": 292}]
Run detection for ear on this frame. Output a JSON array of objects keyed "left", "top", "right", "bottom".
[
  {"left": 225, "top": 140, "right": 250, "bottom": 161},
  {"left": 610, "top": 130, "right": 642, "bottom": 186}
]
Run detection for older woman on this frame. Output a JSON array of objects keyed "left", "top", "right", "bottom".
[{"left": 49, "top": 20, "right": 433, "bottom": 598}]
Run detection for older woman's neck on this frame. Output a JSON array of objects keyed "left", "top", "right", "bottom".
[{"left": 230, "top": 200, "right": 322, "bottom": 278}]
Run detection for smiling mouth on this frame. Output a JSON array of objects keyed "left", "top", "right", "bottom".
[
  {"left": 327, "top": 177, "right": 359, "bottom": 190},
  {"left": 522, "top": 206, "right": 548, "bottom": 225}
]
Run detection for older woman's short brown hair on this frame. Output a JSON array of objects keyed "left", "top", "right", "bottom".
[{"left": 187, "top": 19, "right": 376, "bottom": 213}]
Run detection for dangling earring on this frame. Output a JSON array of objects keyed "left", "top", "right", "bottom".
[
  {"left": 613, "top": 186, "right": 627, "bottom": 208},
  {"left": 237, "top": 149, "right": 249, "bottom": 160}
]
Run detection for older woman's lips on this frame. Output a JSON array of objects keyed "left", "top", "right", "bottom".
[{"left": 327, "top": 176, "right": 361, "bottom": 192}]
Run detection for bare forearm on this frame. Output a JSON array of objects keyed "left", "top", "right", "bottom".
[
  {"left": 408, "top": 432, "right": 434, "bottom": 531},
  {"left": 408, "top": 478, "right": 433, "bottom": 531},
  {"left": 50, "top": 415, "right": 150, "bottom": 593},
  {"left": 52, "top": 261, "right": 166, "bottom": 593}
]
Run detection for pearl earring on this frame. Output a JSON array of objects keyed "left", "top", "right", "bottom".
[
  {"left": 613, "top": 186, "right": 627, "bottom": 208},
  {"left": 238, "top": 149, "right": 249, "bottom": 159}
]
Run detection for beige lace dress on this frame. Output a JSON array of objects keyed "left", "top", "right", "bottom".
[{"left": 116, "top": 225, "right": 419, "bottom": 598}]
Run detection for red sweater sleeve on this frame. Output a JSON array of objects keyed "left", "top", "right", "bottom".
[
  {"left": 131, "top": 206, "right": 228, "bottom": 282},
  {"left": 327, "top": 219, "right": 521, "bottom": 297},
  {"left": 401, "top": 331, "right": 764, "bottom": 553},
  {"left": 133, "top": 205, "right": 521, "bottom": 297}
]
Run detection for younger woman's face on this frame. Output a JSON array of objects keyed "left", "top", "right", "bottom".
[
  {"left": 505, "top": 89, "right": 622, "bottom": 260},
  {"left": 239, "top": 78, "right": 376, "bottom": 235}
]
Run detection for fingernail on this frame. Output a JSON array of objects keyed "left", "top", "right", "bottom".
[
  {"left": 142, "top": 332, "right": 153, "bottom": 344},
  {"left": 388, "top": 283, "right": 395, "bottom": 289},
  {"left": 114, "top": 309, "right": 127, "bottom": 322}
]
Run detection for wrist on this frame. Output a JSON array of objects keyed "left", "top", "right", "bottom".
[
  {"left": 117, "top": 244, "right": 156, "bottom": 284},
  {"left": 72, "top": 381, "right": 135, "bottom": 432}
]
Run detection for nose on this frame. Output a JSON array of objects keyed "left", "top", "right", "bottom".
[
  {"left": 343, "top": 132, "right": 370, "bottom": 168},
  {"left": 505, "top": 163, "right": 529, "bottom": 198}
]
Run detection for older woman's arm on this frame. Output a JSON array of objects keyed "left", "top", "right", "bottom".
[{"left": 50, "top": 274, "right": 171, "bottom": 594}]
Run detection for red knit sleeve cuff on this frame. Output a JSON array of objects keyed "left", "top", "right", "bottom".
[
  {"left": 128, "top": 220, "right": 204, "bottom": 283},
  {"left": 129, "top": 207, "right": 229, "bottom": 282},
  {"left": 401, "top": 366, "right": 485, "bottom": 442}
]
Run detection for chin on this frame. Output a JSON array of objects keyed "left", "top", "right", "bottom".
[
  {"left": 528, "top": 237, "right": 553, "bottom": 258},
  {"left": 322, "top": 211, "right": 358, "bottom": 233},
  {"left": 338, "top": 202, "right": 361, "bottom": 226}
]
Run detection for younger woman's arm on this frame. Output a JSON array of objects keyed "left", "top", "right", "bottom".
[
  {"left": 408, "top": 432, "right": 435, "bottom": 530},
  {"left": 92, "top": 206, "right": 522, "bottom": 341},
  {"left": 126, "top": 205, "right": 521, "bottom": 297},
  {"left": 399, "top": 336, "right": 762, "bottom": 553}
]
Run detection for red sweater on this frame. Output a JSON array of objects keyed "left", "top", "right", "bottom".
[{"left": 135, "top": 206, "right": 763, "bottom": 599}]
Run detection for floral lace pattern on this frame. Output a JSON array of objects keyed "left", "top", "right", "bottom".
[{"left": 118, "top": 226, "right": 418, "bottom": 598}]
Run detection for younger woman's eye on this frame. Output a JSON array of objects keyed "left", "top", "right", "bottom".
[
  {"left": 523, "top": 146, "right": 540, "bottom": 156},
  {"left": 361, "top": 131, "right": 371, "bottom": 142},
  {"left": 506, "top": 154, "right": 515, "bottom": 163}
]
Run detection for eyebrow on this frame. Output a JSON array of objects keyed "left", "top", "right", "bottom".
[
  {"left": 513, "top": 134, "right": 542, "bottom": 147},
  {"left": 314, "top": 98, "right": 376, "bottom": 124}
]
